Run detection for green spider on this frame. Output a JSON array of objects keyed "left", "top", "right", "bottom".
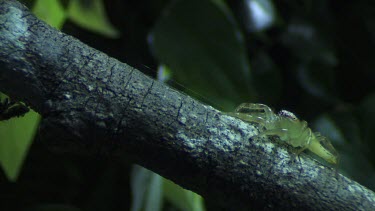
[{"left": 228, "top": 103, "right": 338, "bottom": 164}]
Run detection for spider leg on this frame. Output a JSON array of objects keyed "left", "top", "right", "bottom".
[
  {"left": 308, "top": 133, "right": 339, "bottom": 165},
  {"left": 226, "top": 112, "right": 267, "bottom": 125},
  {"left": 291, "top": 134, "right": 312, "bottom": 166},
  {"left": 260, "top": 129, "right": 289, "bottom": 142},
  {"left": 234, "top": 103, "right": 275, "bottom": 121}
]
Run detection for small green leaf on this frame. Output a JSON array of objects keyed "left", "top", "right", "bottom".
[
  {"left": 32, "top": 0, "right": 67, "bottom": 29},
  {"left": 150, "top": 0, "right": 255, "bottom": 110},
  {"left": 67, "top": 0, "right": 120, "bottom": 38},
  {"left": 0, "top": 109, "right": 40, "bottom": 181},
  {"left": 157, "top": 65, "right": 172, "bottom": 83}
]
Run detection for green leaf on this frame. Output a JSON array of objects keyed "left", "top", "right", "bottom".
[
  {"left": 144, "top": 173, "right": 163, "bottom": 211},
  {"left": 0, "top": 109, "right": 40, "bottom": 181},
  {"left": 150, "top": 0, "right": 255, "bottom": 110},
  {"left": 163, "top": 179, "right": 205, "bottom": 211},
  {"left": 130, "top": 165, "right": 205, "bottom": 211},
  {"left": 32, "top": 0, "right": 67, "bottom": 29},
  {"left": 130, "top": 165, "right": 163, "bottom": 211},
  {"left": 67, "top": 0, "right": 120, "bottom": 38}
]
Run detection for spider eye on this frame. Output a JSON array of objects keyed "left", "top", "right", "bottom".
[{"left": 278, "top": 110, "right": 298, "bottom": 120}]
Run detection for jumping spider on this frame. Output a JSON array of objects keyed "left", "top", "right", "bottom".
[{"left": 228, "top": 103, "right": 338, "bottom": 164}]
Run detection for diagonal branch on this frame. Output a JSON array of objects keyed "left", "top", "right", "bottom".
[{"left": 0, "top": 0, "right": 374, "bottom": 210}]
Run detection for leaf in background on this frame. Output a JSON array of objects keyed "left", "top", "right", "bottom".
[
  {"left": 281, "top": 21, "right": 337, "bottom": 63},
  {"left": 130, "top": 165, "right": 163, "bottom": 211},
  {"left": 150, "top": 0, "right": 255, "bottom": 110},
  {"left": 0, "top": 109, "right": 40, "bottom": 181},
  {"left": 356, "top": 94, "right": 375, "bottom": 190},
  {"left": 144, "top": 173, "right": 163, "bottom": 211},
  {"left": 357, "top": 93, "right": 375, "bottom": 165},
  {"left": 0, "top": 0, "right": 54, "bottom": 183},
  {"left": 250, "top": 50, "right": 282, "bottom": 103},
  {"left": 313, "top": 114, "right": 346, "bottom": 149},
  {"left": 239, "top": 0, "right": 276, "bottom": 32},
  {"left": 67, "top": 0, "right": 120, "bottom": 38},
  {"left": 32, "top": 0, "right": 67, "bottom": 29},
  {"left": 281, "top": 21, "right": 339, "bottom": 103},
  {"left": 157, "top": 65, "right": 173, "bottom": 83},
  {"left": 163, "top": 179, "right": 205, "bottom": 211},
  {"left": 313, "top": 111, "right": 375, "bottom": 190},
  {"left": 296, "top": 61, "right": 338, "bottom": 103}
]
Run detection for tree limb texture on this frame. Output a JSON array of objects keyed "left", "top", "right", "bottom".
[{"left": 0, "top": 1, "right": 374, "bottom": 210}]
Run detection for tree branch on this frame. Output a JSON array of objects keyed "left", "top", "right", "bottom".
[{"left": 0, "top": 0, "right": 374, "bottom": 210}]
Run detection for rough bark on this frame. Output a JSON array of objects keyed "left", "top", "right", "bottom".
[{"left": 0, "top": 0, "right": 374, "bottom": 210}]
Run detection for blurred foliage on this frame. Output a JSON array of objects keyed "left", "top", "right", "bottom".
[
  {"left": 67, "top": 0, "right": 120, "bottom": 38},
  {"left": 32, "top": 0, "right": 66, "bottom": 29},
  {"left": 2, "top": 0, "right": 375, "bottom": 210},
  {"left": 150, "top": 0, "right": 254, "bottom": 109},
  {"left": 0, "top": 94, "right": 40, "bottom": 181},
  {"left": 130, "top": 165, "right": 204, "bottom": 211}
]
